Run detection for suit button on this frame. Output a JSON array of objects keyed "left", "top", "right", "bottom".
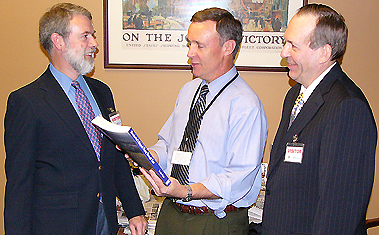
[
  {"left": 99, "top": 165, "right": 102, "bottom": 170},
  {"left": 266, "top": 189, "right": 271, "bottom": 195},
  {"left": 97, "top": 193, "right": 100, "bottom": 198}
]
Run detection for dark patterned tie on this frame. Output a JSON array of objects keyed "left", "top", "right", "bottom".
[
  {"left": 171, "top": 84, "right": 209, "bottom": 185},
  {"left": 72, "top": 81, "right": 102, "bottom": 161}
]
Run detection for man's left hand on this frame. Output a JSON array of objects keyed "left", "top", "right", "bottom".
[{"left": 140, "top": 168, "right": 187, "bottom": 198}]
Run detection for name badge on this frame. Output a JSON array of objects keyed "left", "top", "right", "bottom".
[
  {"left": 109, "top": 111, "right": 122, "bottom": 125},
  {"left": 285, "top": 142, "right": 304, "bottom": 163},
  {"left": 171, "top": 150, "right": 192, "bottom": 166}
]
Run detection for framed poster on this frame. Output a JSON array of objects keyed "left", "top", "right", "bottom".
[{"left": 104, "top": 0, "right": 308, "bottom": 71}]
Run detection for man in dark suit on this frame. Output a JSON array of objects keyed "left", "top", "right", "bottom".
[
  {"left": 4, "top": 3, "right": 147, "bottom": 235},
  {"left": 262, "top": 4, "right": 377, "bottom": 234}
]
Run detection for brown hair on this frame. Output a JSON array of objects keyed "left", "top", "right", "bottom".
[{"left": 191, "top": 7, "right": 243, "bottom": 59}]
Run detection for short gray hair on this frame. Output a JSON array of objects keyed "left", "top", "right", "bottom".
[
  {"left": 297, "top": 3, "right": 348, "bottom": 61},
  {"left": 39, "top": 3, "right": 92, "bottom": 56}
]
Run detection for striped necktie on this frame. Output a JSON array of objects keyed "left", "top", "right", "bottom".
[{"left": 171, "top": 84, "right": 209, "bottom": 185}]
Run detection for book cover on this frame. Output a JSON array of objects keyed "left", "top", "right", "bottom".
[{"left": 92, "top": 116, "right": 171, "bottom": 186}]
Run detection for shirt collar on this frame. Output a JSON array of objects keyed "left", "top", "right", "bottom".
[
  {"left": 49, "top": 63, "right": 85, "bottom": 93},
  {"left": 202, "top": 66, "right": 238, "bottom": 98},
  {"left": 300, "top": 62, "right": 336, "bottom": 102}
]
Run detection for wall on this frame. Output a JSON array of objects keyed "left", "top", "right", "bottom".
[{"left": 0, "top": 0, "right": 378, "bottom": 233}]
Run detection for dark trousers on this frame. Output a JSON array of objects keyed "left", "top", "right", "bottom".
[
  {"left": 249, "top": 222, "right": 262, "bottom": 235},
  {"left": 96, "top": 202, "right": 110, "bottom": 235},
  {"left": 155, "top": 198, "right": 249, "bottom": 235}
]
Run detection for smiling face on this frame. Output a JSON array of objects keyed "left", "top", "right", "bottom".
[
  {"left": 63, "top": 14, "right": 98, "bottom": 75},
  {"left": 186, "top": 20, "right": 231, "bottom": 83},
  {"left": 281, "top": 14, "right": 324, "bottom": 87}
]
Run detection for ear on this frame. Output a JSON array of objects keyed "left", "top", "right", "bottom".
[
  {"left": 223, "top": 40, "right": 236, "bottom": 57},
  {"left": 50, "top": 33, "right": 65, "bottom": 51},
  {"left": 318, "top": 44, "right": 333, "bottom": 64}
]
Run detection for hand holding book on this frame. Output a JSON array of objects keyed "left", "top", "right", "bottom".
[{"left": 92, "top": 116, "right": 171, "bottom": 186}]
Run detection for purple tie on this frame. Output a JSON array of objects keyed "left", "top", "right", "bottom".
[{"left": 72, "top": 81, "right": 102, "bottom": 161}]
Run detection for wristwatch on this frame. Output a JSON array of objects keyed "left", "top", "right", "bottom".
[{"left": 182, "top": 184, "right": 193, "bottom": 202}]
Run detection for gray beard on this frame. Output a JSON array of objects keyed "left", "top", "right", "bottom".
[{"left": 63, "top": 45, "right": 95, "bottom": 75}]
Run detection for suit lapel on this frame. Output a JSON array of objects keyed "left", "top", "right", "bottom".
[
  {"left": 268, "top": 65, "right": 340, "bottom": 177},
  {"left": 287, "top": 89, "right": 324, "bottom": 136},
  {"left": 38, "top": 69, "right": 95, "bottom": 154},
  {"left": 268, "top": 85, "right": 300, "bottom": 174},
  {"left": 267, "top": 89, "right": 324, "bottom": 171},
  {"left": 288, "top": 64, "right": 343, "bottom": 135},
  {"left": 84, "top": 77, "right": 109, "bottom": 120},
  {"left": 84, "top": 76, "right": 115, "bottom": 158}
]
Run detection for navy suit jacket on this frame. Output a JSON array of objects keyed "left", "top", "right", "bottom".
[
  {"left": 262, "top": 63, "right": 377, "bottom": 234},
  {"left": 4, "top": 68, "right": 145, "bottom": 234}
]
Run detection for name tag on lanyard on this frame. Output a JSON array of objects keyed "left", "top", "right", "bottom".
[
  {"left": 171, "top": 74, "right": 240, "bottom": 168},
  {"left": 285, "top": 134, "right": 304, "bottom": 164},
  {"left": 172, "top": 150, "right": 192, "bottom": 166}
]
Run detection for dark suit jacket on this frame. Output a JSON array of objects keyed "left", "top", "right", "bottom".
[
  {"left": 262, "top": 63, "right": 377, "bottom": 234},
  {"left": 4, "top": 68, "right": 145, "bottom": 235}
]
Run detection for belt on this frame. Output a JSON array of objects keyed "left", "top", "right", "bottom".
[{"left": 174, "top": 202, "right": 240, "bottom": 215}]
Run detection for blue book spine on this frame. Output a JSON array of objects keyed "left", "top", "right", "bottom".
[{"left": 128, "top": 128, "right": 171, "bottom": 186}]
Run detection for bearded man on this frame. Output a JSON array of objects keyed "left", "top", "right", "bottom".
[{"left": 4, "top": 3, "right": 147, "bottom": 235}]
